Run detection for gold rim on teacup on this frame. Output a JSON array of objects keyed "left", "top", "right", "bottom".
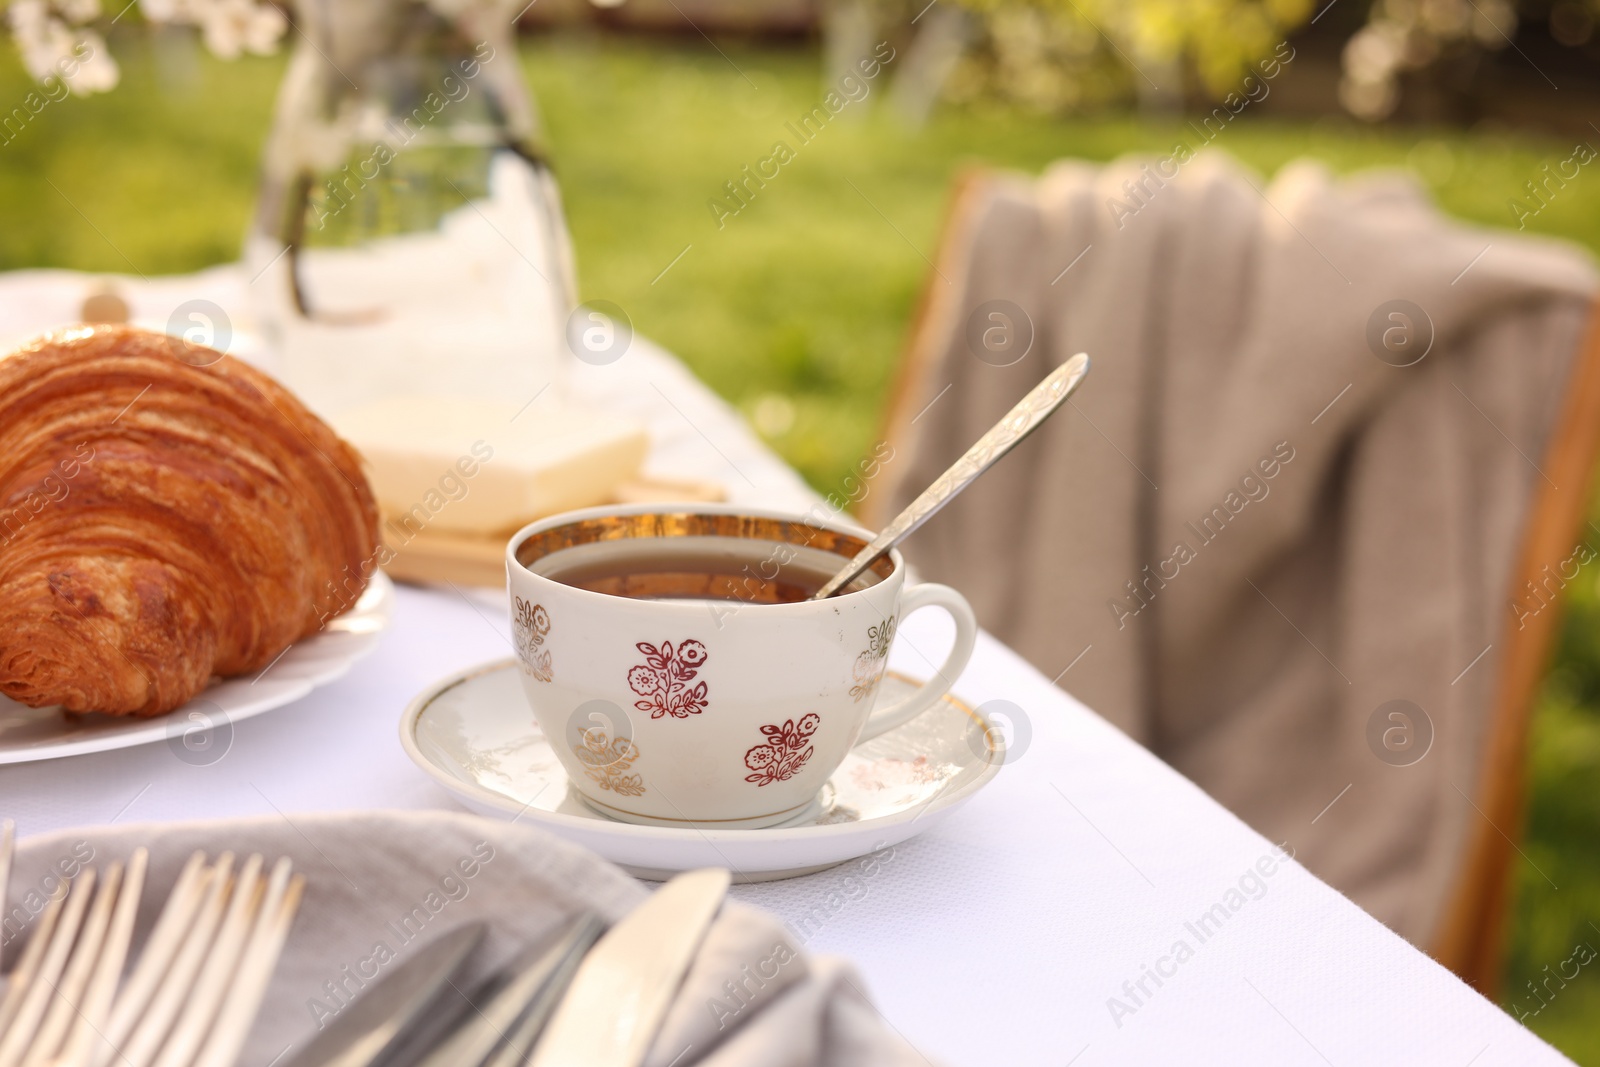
[{"left": 508, "top": 506, "right": 899, "bottom": 607}]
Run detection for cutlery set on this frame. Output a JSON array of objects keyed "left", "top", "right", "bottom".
[{"left": 0, "top": 822, "right": 731, "bottom": 1067}]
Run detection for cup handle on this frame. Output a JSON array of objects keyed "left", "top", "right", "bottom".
[{"left": 855, "top": 582, "right": 978, "bottom": 745}]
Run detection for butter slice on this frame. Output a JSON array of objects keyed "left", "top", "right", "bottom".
[{"left": 334, "top": 394, "right": 649, "bottom": 534}]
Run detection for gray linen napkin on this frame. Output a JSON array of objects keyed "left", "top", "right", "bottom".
[{"left": 5, "top": 810, "right": 933, "bottom": 1067}]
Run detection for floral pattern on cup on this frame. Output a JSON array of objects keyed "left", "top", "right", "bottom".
[
  {"left": 744, "top": 713, "right": 820, "bottom": 787},
  {"left": 849, "top": 615, "right": 896, "bottom": 703},
  {"left": 627, "top": 640, "right": 709, "bottom": 719},
  {"left": 513, "top": 597, "right": 552, "bottom": 682},
  {"left": 573, "top": 727, "right": 645, "bottom": 796}
]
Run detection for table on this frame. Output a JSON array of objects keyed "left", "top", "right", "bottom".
[{"left": 0, "top": 268, "right": 1567, "bottom": 1066}]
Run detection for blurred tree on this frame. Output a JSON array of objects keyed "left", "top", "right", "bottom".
[
  {"left": 949, "top": 0, "right": 1313, "bottom": 110},
  {"left": 1339, "top": 0, "right": 1518, "bottom": 119},
  {"left": 832, "top": 0, "right": 1598, "bottom": 121},
  {"left": 830, "top": 0, "right": 1314, "bottom": 118}
]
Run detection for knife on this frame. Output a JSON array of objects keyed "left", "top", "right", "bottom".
[
  {"left": 408, "top": 912, "right": 605, "bottom": 1067},
  {"left": 528, "top": 869, "right": 731, "bottom": 1067},
  {"left": 280, "top": 921, "right": 485, "bottom": 1067}
]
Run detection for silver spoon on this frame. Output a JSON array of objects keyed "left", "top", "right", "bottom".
[{"left": 812, "top": 352, "right": 1091, "bottom": 600}]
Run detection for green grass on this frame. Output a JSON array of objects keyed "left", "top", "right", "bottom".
[{"left": 3, "top": 28, "right": 1600, "bottom": 1061}]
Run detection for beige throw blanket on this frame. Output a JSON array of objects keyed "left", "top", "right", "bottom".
[{"left": 880, "top": 153, "right": 1597, "bottom": 947}]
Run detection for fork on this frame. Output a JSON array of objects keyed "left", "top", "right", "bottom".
[{"left": 0, "top": 846, "right": 303, "bottom": 1067}]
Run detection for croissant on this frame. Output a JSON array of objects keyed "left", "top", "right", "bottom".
[{"left": 0, "top": 325, "right": 380, "bottom": 716}]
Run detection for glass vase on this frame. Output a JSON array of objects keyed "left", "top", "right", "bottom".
[{"left": 244, "top": 0, "right": 575, "bottom": 419}]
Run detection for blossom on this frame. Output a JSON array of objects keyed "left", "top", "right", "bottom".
[
  {"left": 56, "top": 0, "right": 100, "bottom": 22},
  {"left": 424, "top": 0, "right": 522, "bottom": 25},
  {"left": 8, "top": 0, "right": 52, "bottom": 44},
  {"left": 9, "top": 1, "right": 70, "bottom": 81},
  {"left": 9, "top": 3, "right": 119, "bottom": 96},
  {"left": 137, "top": 0, "right": 200, "bottom": 22},
  {"left": 197, "top": 0, "right": 287, "bottom": 59},
  {"left": 135, "top": 0, "right": 288, "bottom": 58},
  {"left": 63, "top": 28, "right": 117, "bottom": 94}
]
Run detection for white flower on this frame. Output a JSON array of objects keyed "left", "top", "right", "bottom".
[
  {"left": 424, "top": 0, "right": 476, "bottom": 18},
  {"left": 138, "top": 0, "right": 199, "bottom": 24},
  {"left": 9, "top": 0, "right": 116, "bottom": 93},
  {"left": 198, "top": 0, "right": 286, "bottom": 59},
  {"left": 8, "top": 0, "right": 51, "bottom": 37},
  {"left": 11, "top": 10, "right": 75, "bottom": 81},
  {"left": 3, "top": 0, "right": 313, "bottom": 95},
  {"left": 240, "top": 1, "right": 287, "bottom": 53},
  {"left": 56, "top": 0, "right": 101, "bottom": 24},
  {"left": 62, "top": 28, "right": 118, "bottom": 93},
  {"left": 137, "top": 0, "right": 284, "bottom": 58},
  {"left": 425, "top": 0, "right": 517, "bottom": 20}
]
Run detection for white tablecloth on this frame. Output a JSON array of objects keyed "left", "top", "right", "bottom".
[{"left": 0, "top": 268, "right": 1565, "bottom": 1066}]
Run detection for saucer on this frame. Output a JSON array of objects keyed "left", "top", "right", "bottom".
[{"left": 400, "top": 661, "right": 1003, "bottom": 882}]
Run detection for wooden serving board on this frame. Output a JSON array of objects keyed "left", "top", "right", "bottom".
[{"left": 380, "top": 476, "right": 725, "bottom": 588}]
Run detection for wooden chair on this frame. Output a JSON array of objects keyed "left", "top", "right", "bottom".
[{"left": 1427, "top": 307, "right": 1600, "bottom": 995}]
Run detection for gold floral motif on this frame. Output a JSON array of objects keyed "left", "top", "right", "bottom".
[
  {"left": 849, "top": 614, "right": 896, "bottom": 703},
  {"left": 513, "top": 597, "right": 552, "bottom": 682},
  {"left": 573, "top": 727, "right": 645, "bottom": 796}
]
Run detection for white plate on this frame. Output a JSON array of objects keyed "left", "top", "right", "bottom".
[
  {"left": 0, "top": 571, "right": 394, "bottom": 763},
  {"left": 401, "top": 660, "right": 1004, "bottom": 881}
]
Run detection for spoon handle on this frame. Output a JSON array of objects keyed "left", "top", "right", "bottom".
[{"left": 813, "top": 352, "right": 1091, "bottom": 600}]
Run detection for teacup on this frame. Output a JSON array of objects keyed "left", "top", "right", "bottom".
[{"left": 505, "top": 504, "right": 978, "bottom": 828}]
